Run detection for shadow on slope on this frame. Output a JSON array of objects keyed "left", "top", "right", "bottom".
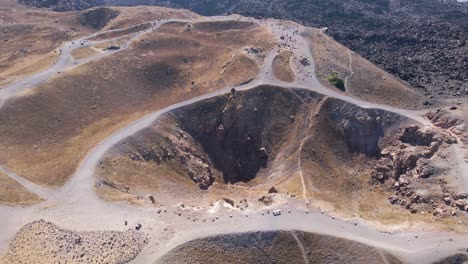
[{"left": 157, "top": 230, "right": 402, "bottom": 264}]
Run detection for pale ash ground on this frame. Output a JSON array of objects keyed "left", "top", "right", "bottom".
[{"left": 0, "top": 14, "right": 467, "bottom": 264}]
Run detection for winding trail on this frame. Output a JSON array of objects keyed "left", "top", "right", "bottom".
[
  {"left": 0, "top": 19, "right": 168, "bottom": 108},
  {"left": 295, "top": 96, "right": 331, "bottom": 199},
  {"left": 298, "top": 171, "right": 308, "bottom": 199},
  {"left": 378, "top": 249, "right": 391, "bottom": 264},
  {"left": 0, "top": 14, "right": 466, "bottom": 264},
  {"left": 345, "top": 51, "right": 354, "bottom": 90},
  {"left": 292, "top": 231, "right": 310, "bottom": 264},
  {"left": 296, "top": 100, "right": 321, "bottom": 200}
]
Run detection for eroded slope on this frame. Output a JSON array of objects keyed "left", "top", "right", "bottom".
[
  {"left": 97, "top": 85, "right": 313, "bottom": 205},
  {"left": 158, "top": 230, "right": 402, "bottom": 264},
  {"left": 95, "top": 85, "right": 465, "bottom": 227}
]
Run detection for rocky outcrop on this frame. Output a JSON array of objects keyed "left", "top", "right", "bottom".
[
  {"left": 399, "top": 125, "right": 436, "bottom": 146},
  {"left": 324, "top": 99, "right": 405, "bottom": 158},
  {"left": 172, "top": 85, "right": 304, "bottom": 184},
  {"left": 425, "top": 109, "right": 467, "bottom": 144},
  {"left": 258, "top": 194, "right": 275, "bottom": 205},
  {"left": 122, "top": 118, "right": 215, "bottom": 190},
  {"left": 373, "top": 126, "right": 452, "bottom": 182},
  {"left": 340, "top": 115, "right": 384, "bottom": 157},
  {"left": 79, "top": 7, "right": 119, "bottom": 29},
  {"left": 425, "top": 110, "right": 461, "bottom": 130},
  {"left": 1, "top": 220, "right": 148, "bottom": 263},
  {"left": 371, "top": 125, "right": 464, "bottom": 216}
]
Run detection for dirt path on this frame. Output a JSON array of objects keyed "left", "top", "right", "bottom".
[
  {"left": 292, "top": 231, "right": 310, "bottom": 264},
  {"left": 0, "top": 19, "right": 166, "bottom": 108},
  {"left": 0, "top": 14, "right": 466, "bottom": 264},
  {"left": 0, "top": 165, "right": 51, "bottom": 199},
  {"left": 296, "top": 101, "right": 321, "bottom": 200},
  {"left": 345, "top": 51, "right": 354, "bottom": 90},
  {"left": 449, "top": 138, "right": 468, "bottom": 192},
  {"left": 378, "top": 249, "right": 391, "bottom": 264}
]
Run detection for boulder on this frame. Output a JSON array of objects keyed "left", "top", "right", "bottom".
[
  {"left": 106, "top": 45, "right": 120, "bottom": 51},
  {"left": 258, "top": 194, "right": 275, "bottom": 206},
  {"left": 268, "top": 186, "right": 278, "bottom": 193},
  {"left": 222, "top": 198, "right": 235, "bottom": 207},
  {"left": 453, "top": 193, "right": 468, "bottom": 200}
]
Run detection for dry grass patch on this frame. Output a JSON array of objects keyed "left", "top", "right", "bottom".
[
  {"left": 0, "top": 51, "right": 58, "bottom": 86},
  {"left": 70, "top": 46, "right": 101, "bottom": 60},
  {"left": 0, "top": 9, "right": 98, "bottom": 86},
  {"left": 0, "top": 172, "right": 42, "bottom": 206},
  {"left": 272, "top": 49, "right": 295, "bottom": 82}
]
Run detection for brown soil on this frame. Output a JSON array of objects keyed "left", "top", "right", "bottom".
[
  {"left": 0, "top": 8, "right": 94, "bottom": 87},
  {"left": 272, "top": 49, "right": 295, "bottom": 83},
  {"left": 158, "top": 230, "right": 403, "bottom": 264},
  {"left": 88, "top": 22, "right": 151, "bottom": 41},
  {"left": 70, "top": 46, "right": 101, "bottom": 60},
  {"left": 104, "top": 6, "right": 200, "bottom": 30},
  {"left": 0, "top": 19, "right": 274, "bottom": 187},
  {"left": 0, "top": 6, "right": 197, "bottom": 87},
  {"left": 71, "top": 36, "right": 133, "bottom": 60},
  {"left": 0, "top": 51, "right": 58, "bottom": 87},
  {"left": 0, "top": 172, "right": 42, "bottom": 206},
  {"left": 306, "top": 28, "right": 423, "bottom": 109}
]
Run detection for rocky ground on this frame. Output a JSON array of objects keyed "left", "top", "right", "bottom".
[
  {"left": 158, "top": 230, "right": 403, "bottom": 264},
  {"left": 18, "top": 0, "right": 103, "bottom": 11},
  {"left": 433, "top": 254, "right": 468, "bottom": 264},
  {"left": 372, "top": 123, "right": 467, "bottom": 217},
  {"left": 1, "top": 220, "right": 148, "bottom": 263}
]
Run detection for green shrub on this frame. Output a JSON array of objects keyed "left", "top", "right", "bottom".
[{"left": 327, "top": 74, "right": 345, "bottom": 91}]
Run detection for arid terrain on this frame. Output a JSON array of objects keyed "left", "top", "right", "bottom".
[
  {"left": 19, "top": 0, "right": 468, "bottom": 105},
  {"left": 0, "top": 2, "right": 467, "bottom": 264},
  {"left": 159, "top": 230, "right": 404, "bottom": 264}
]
